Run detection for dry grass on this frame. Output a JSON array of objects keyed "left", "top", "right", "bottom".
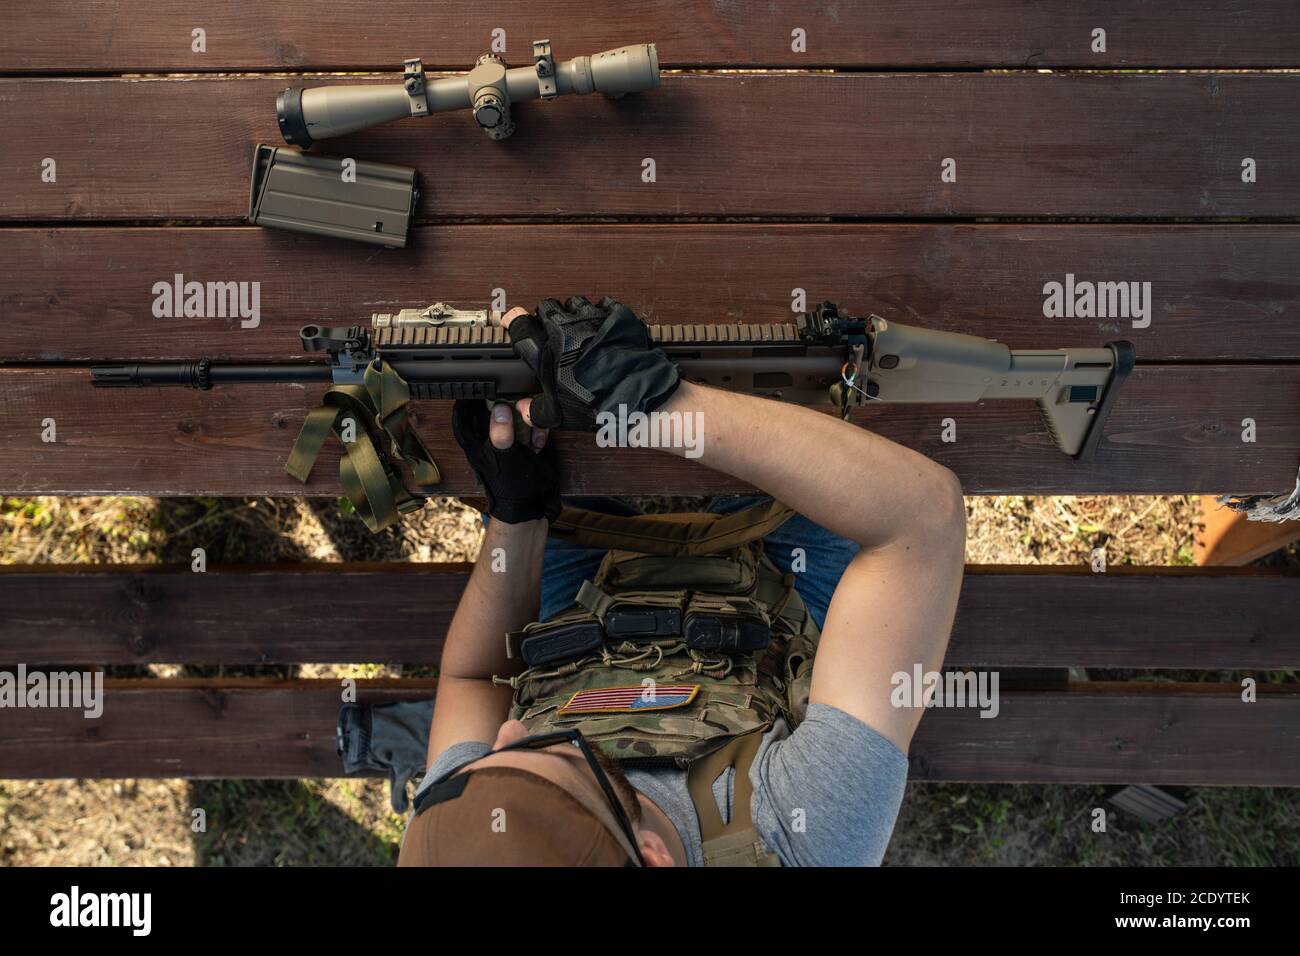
[
  {"left": 964, "top": 494, "right": 1200, "bottom": 566},
  {"left": 0, "top": 493, "right": 1295, "bottom": 866},
  {"left": 0, "top": 495, "right": 484, "bottom": 566},
  {"left": 2, "top": 493, "right": 1203, "bottom": 568},
  {"left": 1, "top": 779, "right": 194, "bottom": 867}
]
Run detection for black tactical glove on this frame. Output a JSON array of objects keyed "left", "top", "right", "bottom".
[
  {"left": 451, "top": 400, "right": 561, "bottom": 524},
  {"left": 507, "top": 295, "right": 682, "bottom": 431},
  {"left": 337, "top": 700, "right": 434, "bottom": 813}
]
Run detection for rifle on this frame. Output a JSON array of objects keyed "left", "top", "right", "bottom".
[{"left": 91, "top": 302, "right": 1135, "bottom": 529}]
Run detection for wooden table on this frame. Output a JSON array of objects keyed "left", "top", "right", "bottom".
[{"left": 1, "top": 1, "right": 1297, "bottom": 783}]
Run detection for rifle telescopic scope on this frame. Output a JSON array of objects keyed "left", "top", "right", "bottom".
[{"left": 277, "top": 41, "right": 659, "bottom": 146}]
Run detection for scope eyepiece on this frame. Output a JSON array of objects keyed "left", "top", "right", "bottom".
[{"left": 276, "top": 88, "right": 314, "bottom": 148}]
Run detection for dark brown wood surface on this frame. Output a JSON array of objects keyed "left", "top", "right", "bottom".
[
  {"left": 3, "top": 2, "right": 1298, "bottom": 792},
  {"left": 0, "top": 681, "right": 439, "bottom": 779},
  {"left": 2, "top": 679, "right": 1294, "bottom": 784},
  {"left": 4, "top": 74, "right": 1297, "bottom": 220},
  {"left": 2, "top": 563, "right": 1296, "bottom": 669},
  {"left": 1, "top": 365, "right": 1294, "bottom": 495},
  {"left": 6, "top": 2, "right": 1300, "bottom": 70},
  {"left": 907, "top": 685, "right": 1300, "bottom": 786},
  {"left": 4, "top": 224, "right": 1299, "bottom": 362}
]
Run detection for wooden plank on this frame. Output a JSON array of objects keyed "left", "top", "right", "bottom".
[
  {"left": 0, "top": 364, "right": 1295, "bottom": 495},
  {"left": 908, "top": 685, "right": 1300, "bottom": 785},
  {"left": 2, "top": 679, "right": 1295, "bottom": 784},
  {"left": 3, "top": 224, "right": 1299, "bottom": 363},
  {"left": 948, "top": 566, "right": 1300, "bottom": 669},
  {"left": 5, "top": 2, "right": 1300, "bottom": 71},
  {"left": 3, "top": 74, "right": 1297, "bottom": 220},
  {"left": 0, "top": 680, "right": 437, "bottom": 779},
  {"left": 1195, "top": 495, "right": 1300, "bottom": 565},
  {"left": 0, "top": 563, "right": 472, "bottom": 665},
  {"left": 1, "top": 564, "right": 1296, "bottom": 669}
]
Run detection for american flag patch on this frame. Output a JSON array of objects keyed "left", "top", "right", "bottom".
[{"left": 558, "top": 684, "right": 700, "bottom": 716}]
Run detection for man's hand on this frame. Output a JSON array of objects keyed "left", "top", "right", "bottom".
[
  {"left": 451, "top": 397, "right": 560, "bottom": 524},
  {"left": 504, "top": 296, "right": 681, "bottom": 430}
]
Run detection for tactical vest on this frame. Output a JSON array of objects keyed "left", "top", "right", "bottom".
[{"left": 492, "top": 499, "right": 822, "bottom": 866}]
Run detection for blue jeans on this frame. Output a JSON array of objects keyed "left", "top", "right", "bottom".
[{"left": 533, "top": 495, "right": 859, "bottom": 629}]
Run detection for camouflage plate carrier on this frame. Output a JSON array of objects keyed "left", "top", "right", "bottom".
[{"left": 490, "top": 499, "right": 822, "bottom": 866}]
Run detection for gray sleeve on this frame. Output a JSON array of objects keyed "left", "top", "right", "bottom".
[
  {"left": 412, "top": 741, "right": 493, "bottom": 803},
  {"left": 750, "top": 703, "right": 909, "bottom": 866}
]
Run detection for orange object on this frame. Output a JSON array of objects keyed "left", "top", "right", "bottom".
[{"left": 1195, "top": 495, "right": 1300, "bottom": 566}]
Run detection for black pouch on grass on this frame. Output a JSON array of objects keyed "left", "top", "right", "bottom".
[{"left": 337, "top": 700, "right": 434, "bottom": 813}]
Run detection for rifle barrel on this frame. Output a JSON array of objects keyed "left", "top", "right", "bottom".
[{"left": 91, "top": 363, "right": 333, "bottom": 388}]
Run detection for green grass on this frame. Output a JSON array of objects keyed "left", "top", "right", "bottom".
[
  {"left": 171, "top": 777, "right": 1300, "bottom": 867},
  {"left": 188, "top": 779, "right": 399, "bottom": 867},
  {"left": 885, "top": 784, "right": 1300, "bottom": 866}
]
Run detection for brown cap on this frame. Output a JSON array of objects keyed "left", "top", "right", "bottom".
[{"left": 397, "top": 767, "right": 637, "bottom": 866}]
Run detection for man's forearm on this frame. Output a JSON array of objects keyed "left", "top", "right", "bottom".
[
  {"left": 659, "top": 381, "right": 962, "bottom": 549},
  {"left": 659, "top": 378, "right": 964, "bottom": 752},
  {"left": 426, "top": 516, "right": 549, "bottom": 759},
  {"left": 440, "top": 517, "right": 548, "bottom": 681}
]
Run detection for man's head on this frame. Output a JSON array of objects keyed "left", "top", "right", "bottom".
[{"left": 398, "top": 720, "right": 676, "bottom": 866}]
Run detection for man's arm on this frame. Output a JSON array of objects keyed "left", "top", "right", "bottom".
[
  {"left": 445, "top": 298, "right": 963, "bottom": 762},
  {"left": 426, "top": 516, "right": 548, "bottom": 762},
  {"left": 425, "top": 389, "right": 559, "bottom": 764},
  {"left": 651, "top": 382, "right": 966, "bottom": 752}
]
